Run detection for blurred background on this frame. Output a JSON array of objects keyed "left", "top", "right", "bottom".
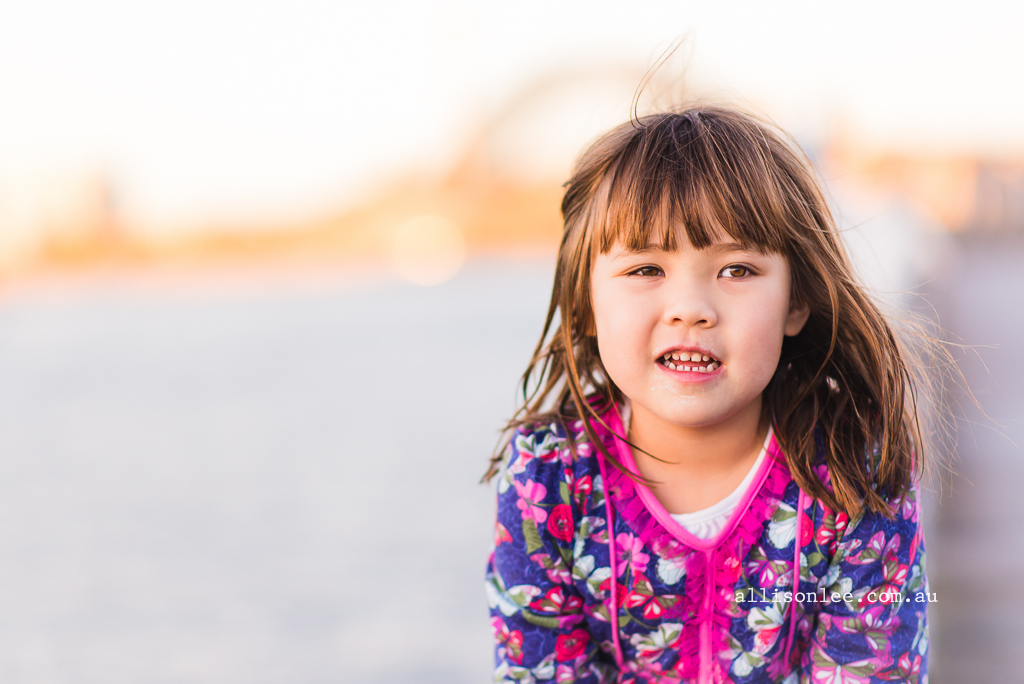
[{"left": 0, "top": 1, "right": 1020, "bottom": 682}]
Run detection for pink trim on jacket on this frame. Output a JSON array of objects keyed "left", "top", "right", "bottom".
[
  {"left": 605, "top": 408, "right": 780, "bottom": 551},
  {"left": 597, "top": 406, "right": 792, "bottom": 684}
]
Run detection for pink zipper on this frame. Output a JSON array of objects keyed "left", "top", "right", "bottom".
[{"left": 699, "top": 550, "right": 713, "bottom": 684}]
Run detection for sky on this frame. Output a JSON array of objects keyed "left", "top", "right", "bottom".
[{"left": 0, "top": 0, "right": 1022, "bottom": 236}]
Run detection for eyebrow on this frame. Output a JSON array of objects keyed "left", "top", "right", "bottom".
[
  {"left": 620, "top": 241, "right": 752, "bottom": 256},
  {"left": 705, "top": 241, "right": 750, "bottom": 253}
]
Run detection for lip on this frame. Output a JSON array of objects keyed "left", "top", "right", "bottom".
[
  {"left": 656, "top": 361, "right": 723, "bottom": 383},
  {"left": 655, "top": 345, "right": 718, "bottom": 361},
  {"left": 655, "top": 346, "right": 723, "bottom": 383}
]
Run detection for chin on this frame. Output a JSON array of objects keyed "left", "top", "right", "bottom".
[{"left": 654, "top": 406, "right": 729, "bottom": 428}]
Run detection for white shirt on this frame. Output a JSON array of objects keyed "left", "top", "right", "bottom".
[
  {"left": 668, "top": 441, "right": 767, "bottom": 539},
  {"left": 620, "top": 400, "right": 771, "bottom": 540}
]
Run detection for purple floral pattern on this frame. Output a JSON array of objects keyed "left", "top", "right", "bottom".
[{"left": 486, "top": 411, "right": 930, "bottom": 683}]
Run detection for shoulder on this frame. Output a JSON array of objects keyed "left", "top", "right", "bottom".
[
  {"left": 803, "top": 435, "right": 920, "bottom": 516},
  {"left": 501, "top": 420, "right": 569, "bottom": 477},
  {"left": 494, "top": 419, "right": 605, "bottom": 514},
  {"left": 491, "top": 420, "right": 603, "bottom": 587},
  {"left": 797, "top": 439, "right": 923, "bottom": 554},
  {"left": 798, "top": 474, "right": 923, "bottom": 577}
]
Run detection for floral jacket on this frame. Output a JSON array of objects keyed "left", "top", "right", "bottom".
[{"left": 485, "top": 408, "right": 929, "bottom": 684}]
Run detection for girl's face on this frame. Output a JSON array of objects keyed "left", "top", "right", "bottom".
[{"left": 590, "top": 230, "right": 809, "bottom": 432}]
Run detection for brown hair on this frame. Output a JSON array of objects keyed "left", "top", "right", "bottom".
[{"left": 484, "top": 105, "right": 932, "bottom": 519}]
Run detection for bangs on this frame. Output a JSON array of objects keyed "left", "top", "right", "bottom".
[{"left": 591, "top": 111, "right": 795, "bottom": 256}]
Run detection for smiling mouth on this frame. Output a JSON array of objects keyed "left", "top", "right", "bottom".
[{"left": 658, "top": 351, "right": 721, "bottom": 373}]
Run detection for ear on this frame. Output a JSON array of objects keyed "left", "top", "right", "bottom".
[{"left": 784, "top": 299, "right": 810, "bottom": 337}]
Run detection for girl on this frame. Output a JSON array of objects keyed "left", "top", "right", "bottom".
[{"left": 484, "top": 106, "right": 931, "bottom": 684}]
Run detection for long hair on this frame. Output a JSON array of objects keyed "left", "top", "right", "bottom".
[{"left": 484, "top": 105, "right": 932, "bottom": 519}]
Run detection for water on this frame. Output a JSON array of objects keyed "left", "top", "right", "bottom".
[
  {"left": 922, "top": 236, "right": 1024, "bottom": 684},
  {"left": 0, "top": 237, "right": 1017, "bottom": 684},
  {"left": 0, "top": 257, "right": 556, "bottom": 683}
]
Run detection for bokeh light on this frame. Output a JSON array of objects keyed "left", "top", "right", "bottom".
[{"left": 392, "top": 215, "right": 466, "bottom": 286}]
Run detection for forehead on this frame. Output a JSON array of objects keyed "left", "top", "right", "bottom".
[
  {"left": 592, "top": 177, "right": 788, "bottom": 261},
  {"left": 588, "top": 114, "right": 791, "bottom": 257},
  {"left": 600, "top": 218, "right": 775, "bottom": 259}
]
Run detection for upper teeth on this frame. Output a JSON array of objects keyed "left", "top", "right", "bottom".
[
  {"left": 664, "top": 352, "right": 711, "bottom": 362},
  {"left": 662, "top": 352, "right": 719, "bottom": 372}
]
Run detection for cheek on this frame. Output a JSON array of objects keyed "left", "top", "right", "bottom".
[
  {"left": 740, "top": 303, "right": 790, "bottom": 381},
  {"left": 592, "top": 293, "right": 653, "bottom": 384},
  {"left": 749, "top": 335, "right": 784, "bottom": 385},
  {"left": 594, "top": 311, "right": 643, "bottom": 377}
]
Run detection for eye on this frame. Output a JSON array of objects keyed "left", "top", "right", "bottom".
[
  {"left": 628, "top": 265, "right": 663, "bottom": 278},
  {"left": 719, "top": 264, "right": 753, "bottom": 279}
]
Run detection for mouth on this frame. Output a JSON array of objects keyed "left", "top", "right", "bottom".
[{"left": 657, "top": 349, "right": 721, "bottom": 374}]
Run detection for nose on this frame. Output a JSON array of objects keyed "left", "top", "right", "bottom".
[{"left": 663, "top": 279, "right": 717, "bottom": 328}]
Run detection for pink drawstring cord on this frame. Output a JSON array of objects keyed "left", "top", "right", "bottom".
[
  {"left": 596, "top": 451, "right": 624, "bottom": 668},
  {"left": 784, "top": 488, "right": 805, "bottom": 668}
]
